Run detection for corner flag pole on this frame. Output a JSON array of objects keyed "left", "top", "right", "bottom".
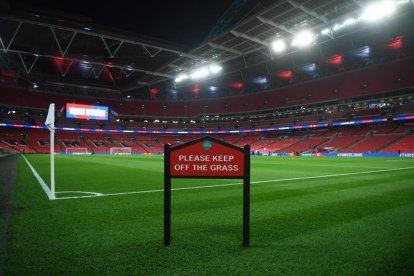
[{"left": 45, "top": 103, "right": 56, "bottom": 200}]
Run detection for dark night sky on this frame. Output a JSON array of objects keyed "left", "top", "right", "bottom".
[{"left": 13, "top": 0, "right": 236, "bottom": 47}]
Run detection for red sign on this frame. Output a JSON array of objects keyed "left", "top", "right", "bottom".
[{"left": 170, "top": 137, "right": 244, "bottom": 177}]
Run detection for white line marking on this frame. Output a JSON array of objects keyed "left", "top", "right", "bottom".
[
  {"left": 22, "top": 155, "right": 53, "bottom": 200},
  {"left": 55, "top": 166, "right": 414, "bottom": 200},
  {"left": 252, "top": 166, "right": 414, "bottom": 184},
  {"left": 259, "top": 162, "right": 388, "bottom": 169},
  {"left": 55, "top": 191, "right": 104, "bottom": 196},
  {"left": 297, "top": 164, "right": 388, "bottom": 169}
]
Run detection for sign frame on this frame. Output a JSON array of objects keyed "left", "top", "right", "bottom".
[{"left": 164, "top": 136, "right": 250, "bottom": 247}]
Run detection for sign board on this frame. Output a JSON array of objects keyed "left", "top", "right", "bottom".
[
  {"left": 170, "top": 138, "right": 244, "bottom": 177},
  {"left": 164, "top": 136, "right": 250, "bottom": 247},
  {"left": 66, "top": 103, "right": 108, "bottom": 120}
]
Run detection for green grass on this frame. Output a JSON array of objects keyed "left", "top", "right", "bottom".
[{"left": 4, "top": 155, "right": 414, "bottom": 275}]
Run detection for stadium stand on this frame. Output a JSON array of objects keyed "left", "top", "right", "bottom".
[
  {"left": 319, "top": 136, "right": 364, "bottom": 152},
  {"left": 277, "top": 137, "right": 329, "bottom": 153},
  {"left": 1, "top": 121, "right": 413, "bottom": 155},
  {"left": 382, "top": 135, "right": 414, "bottom": 153},
  {"left": 341, "top": 135, "right": 401, "bottom": 153},
  {"left": 1, "top": 56, "right": 414, "bottom": 120}
]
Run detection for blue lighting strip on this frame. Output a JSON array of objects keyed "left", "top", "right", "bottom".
[
  {"left": 0, "top": 116, "right": 412, "bottom": 134},
  {"left": 331, "top": 118, "right": 387, "bottom": 126},
  {"left": 393, "top": 115, "right": 414, "bottom": 121}
]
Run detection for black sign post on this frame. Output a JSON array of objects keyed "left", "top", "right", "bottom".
[
  {"left": 164, "top": 143, "right": 171, "bottom": 246},
  {"left": 243, "top": 144, "right": 250, "bottom": 247},
  {"left": 163, "top": 136, "right": 251, "bottom": 247}
]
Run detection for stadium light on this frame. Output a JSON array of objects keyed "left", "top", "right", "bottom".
[
  {"left": 169, "top": 88, "right": 178, "bottom": 94},
  {"left": 270, "top": 39, "right": 286, "bottom": 53},
  {"left": 343, "top": 18, "right": 357, "bottom": 26},
  {"left": 320, "top": 28, "right": 331, "bottom": 36},
  {"left": 175, "top": 74, "right": 189, "bottom": 83},
  {"left": 253, "top": 77, "right": 268, "bottom": 84},
  {"left": 319, "top": 0, "right": 411, "bottom": 38},
  {"left": 291, "top": 30, "right": 315, "bottom": 48},
  {"left": 354, "top": 46, "right": 370, "bottom": 57},
  {"left": 302, "top": 63, "right": 316, "bottom": 72},
  {"left": 209, "top": 86, "right": 218, "bottom": 92},
  {"left": 361, "top": 1, "right": 397, "bottom": 22},
  {"left": 190, "top": 68, "right": 209, "bottom": 80},
  {"left": 209, "top": 64, "right": 222, "bottom": 74},
  {"left": 175, "top": 64, "right": 222, "bottom": 83}
]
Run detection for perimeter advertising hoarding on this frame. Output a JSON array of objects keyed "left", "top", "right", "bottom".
[{"left": 66, "top": 103, "right": 108, "bottom": 120}]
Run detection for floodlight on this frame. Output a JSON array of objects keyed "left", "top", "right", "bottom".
[
  {"left": 302, "top": 63, "right": 316, "bottom": 72},
  {"left": 291, "top": 30, "right": 314, "bottom": 47},
  {"left": 361, "top": 1, "right": 396, "bottom": 22},
  {"left": 169, "top": 88, "right": 178, "bottom": 94},
  {"left": 321, "top": 28, "right": 330, "bottom": 36},
  {"left": 190, "top": 68, "right": 209, "bottom": 79},
  {"left": 175, "top": 63, "right": 222, "bottom": 83},
  {"left": 209, "top": 64, "right": 222, "bottom": 74},
  {"left": 396, "top": 0, "right": 409, "bottom": 5},
  {"left": 332, "top": 24, "right": 341, "bottom": 31},
  {"left": 253, "top": 77, "right": 268, "bottom": 84},
  {"left": 175, "top": 74, "right": 189, "bottom": 83},
  {"left": 354, "top": 46, "right": 370, "bottom": 57},
  {"left": 209, "top": 86, "right": 218, "bottom": 92},
  {"left": 343, "top": 18, "right": 356, "bottom": 26},
  {"left": 271, "top": 39, "right": 286, "bottom": 53}
]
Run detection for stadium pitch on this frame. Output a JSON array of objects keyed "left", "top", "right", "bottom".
[{"left": 4, "top": 155, "right": 414, "bottom": 274}]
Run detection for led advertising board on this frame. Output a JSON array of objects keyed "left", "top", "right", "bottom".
[{"left": 66, "top": 103, "right": 108, "bottom": 120}]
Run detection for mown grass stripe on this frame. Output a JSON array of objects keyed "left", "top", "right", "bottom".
[{"left": 55, "top": 166, "right": 414, "bottom": 200}]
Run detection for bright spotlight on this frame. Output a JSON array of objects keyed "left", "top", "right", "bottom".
[
  {"left": 343, "top": 18, "right": 357, "bottom": 26},
  {"left": 209, "top": 64, "right": 222, "bottom": 74},
  {"left": 209, "top": 86, "right": 218, "bottom": 92},
  {"left": 175, "top": 64, "right": 222, "bottom": 83},
  {"left": 361, "top": 1, "right": 396, "bottom": 22},
  {"left": 320, "top": 28, "right": 330, "bottom": 36},
  {"left": 271, "top": 39, "right": 286, "bottom": 53},
  {"left": 174, "top": 74, "right": 189, "bottom": 83},
  {"left": 302, "top": 63, "right": 316, "bottom": 72},
  {"left": 253, "top": 77, "right": 268, "bottom": 84},
  {"left": 291, "top": 30, "right": 314, "bottom": 48},
  {"left": 354, "top": 46, "right": 370, "bottom": 57},
  {"left": 190, "top": 68, "right": 210, "bottom": 80}
]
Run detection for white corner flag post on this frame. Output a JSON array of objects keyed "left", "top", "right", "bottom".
[{"left": 45, "top": 103, "right": 56, "bottom": 200}]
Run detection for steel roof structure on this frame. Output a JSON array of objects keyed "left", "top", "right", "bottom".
[{"left": 0, "top": 0, "right": 413, "bottom": 98}]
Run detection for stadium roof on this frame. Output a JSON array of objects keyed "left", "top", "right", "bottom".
[{"left": 1, "top": 0, "right": 413, "bottom": 99}]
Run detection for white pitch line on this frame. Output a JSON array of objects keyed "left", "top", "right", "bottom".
[
  {"left": 297, "top": 164, "right": 389, "bottom": 169},
  {"left": 55, "top": 166, "right": 414, "bottom": 200},
  {"left": 22, "top": 155, "right": 53, "bottom": 200},
  {"left": 251, "top": 166, "right": 414, "bottom": 185},
  {"left": 55, "top": 191, "right": 104, "bottom": 196}
]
